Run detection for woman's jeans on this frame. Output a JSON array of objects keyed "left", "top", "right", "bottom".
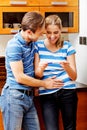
[
  {"left": 39, "top": 89, "right": 78, "bottom": 130},
  {"left": 0, "top": 85, "right": 40, "bottom": 130}
]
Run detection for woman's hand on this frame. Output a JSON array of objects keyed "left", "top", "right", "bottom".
[
  {"left": 35, "top": 61, "right": 48, "bottom": 78},
  {"left": 38, "top": 61, "right": 48, "bottom": 71},
  {"left": 59, "top": 61, "right": 70, "bottom": 70}
]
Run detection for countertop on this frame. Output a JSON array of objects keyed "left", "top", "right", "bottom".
[{"left": 76, "top": 82, "right": 87, "bottom": 91}]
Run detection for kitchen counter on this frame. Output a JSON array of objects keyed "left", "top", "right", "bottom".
[{"left": 76, "top": 82, "right": 87, "bottom": 91}]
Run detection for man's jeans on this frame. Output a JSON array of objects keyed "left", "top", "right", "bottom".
[
  {"left": 0, "top": 85, "right": 40, "bottom": 130},
  {"left": 39, "top": 89, "right": 78, "bottom": 130}
]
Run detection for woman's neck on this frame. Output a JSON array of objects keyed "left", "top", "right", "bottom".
[{"left": 44, "top": 39, "right": 60, "bottom": 52}]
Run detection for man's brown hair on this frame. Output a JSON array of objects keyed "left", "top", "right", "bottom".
[{"left": 21, "top": 11, "right": 45, "bottom": 33}]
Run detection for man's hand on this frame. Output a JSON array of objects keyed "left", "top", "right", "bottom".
[{"left": 44, "top": 76, "right": 64, "bottom": 89}]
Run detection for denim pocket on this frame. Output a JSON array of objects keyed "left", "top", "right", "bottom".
[{"left": 9, "top": 89, "right": 25, "bottom": 100}]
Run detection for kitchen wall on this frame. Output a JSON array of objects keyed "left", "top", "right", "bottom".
[
  {"left": 0, "top": 0, "right": 87, "bottom": 85},
  {"left": 0, "top": 35, "right": 13, "bottom": 56},
  {"left": 69, "top": 0, "right": 87, "bottom": 85}
]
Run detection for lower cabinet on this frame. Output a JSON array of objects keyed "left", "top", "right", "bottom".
[
  {"left": 0, "top": 112, "right": 4, "bottom": 130},
  {"left": 77, "top": 89, "right": 87, "bottom": 130}
]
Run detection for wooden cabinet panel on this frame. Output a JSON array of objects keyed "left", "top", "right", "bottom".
[
  {"left": 0, "top": 0, "right": 78, "bottom": 6},
  {"left": 40, "top": 6, "right": 79, "bottom": 33},
  {"left": 39, "top": 0, "right": 78, "bottom": 6},
  {"left": 0, "top": 112, "right": 4, "bottom": 130},
  {"left": 0, "top": 0, "right": 10, "bottom": 6},
  {"left": 28, "top": 0, "right": 40, "bottom": 6},
  {"left": 0, "top": 0, "right": 40, "bottom": 6},
  {"left": 77, "top": 91, "right": 87, "bottom": 130}
]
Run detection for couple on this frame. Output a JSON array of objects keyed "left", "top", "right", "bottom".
[{"left": 0, "top": 12, "right": 78, "bottom": 130}]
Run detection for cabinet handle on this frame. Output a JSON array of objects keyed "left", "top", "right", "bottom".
[
  {"left": 51, "top": 1, "right": 68, "bottom": 5},
  {"left": 10, "top": 0, "right": 27, "bottom": 5},
  {"left": 11, "top": 29, "right": 19, "bottom": 34}
]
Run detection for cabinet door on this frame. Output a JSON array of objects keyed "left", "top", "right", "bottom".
[
  {"left": 28, "top": 0, "right": 39, "bottom": 6},
  {"left": 0, "top": 0, "right": 10, "bottom": 6},
  {"left": 0, "top": 0, "right": 39, "bottom": 6},
  {"left": 40, "top": 6, "right": 79, "bottom": 33},
  {"left": 39, "top": 0, "right": 78, "bottom": 6},
  {"left": 0, "top": 112, "right": 4, "bottom": 130},
  {"left": 77, "top": 91, "right": 87, "bottom": 130},
  {"left": 0, "top": 7, "right": 39, "bottom": 34}
]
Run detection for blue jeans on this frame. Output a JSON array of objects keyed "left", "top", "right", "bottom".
[
  {"left": 39, "top": 89, "right": 78, "bottom": 130},
  {"left": 0, "top": 85, "right": 40, "bottom": 130}
]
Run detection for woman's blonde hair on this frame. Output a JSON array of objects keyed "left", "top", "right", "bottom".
[{"left": 45, "top": 15, "right": 63, "bottom": 47}]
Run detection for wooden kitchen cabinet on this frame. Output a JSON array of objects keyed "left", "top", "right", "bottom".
[
  {"left": 0, "top": 0, "right": 78, "bottom": 6},
  {"left": 77, "top": 89, "right": 87, "bottom": 130},
  {"left": 0, "top": 6, "right": 39, "bottom": 34},
  {"left": 0, "top": 112, "right": 4, "bottom": 130},
  {"left": 0, "top": 0, "right": 39, "bottom": 6},
  {"left": 39, "top": 0, "right": 79, "bottom": 33},
  {"left": 0, "top": 0, "right": 11, "bottom": 6},
  {"left": 39, "top": 0, "right": 78, "bottom": 6},
  {"left": 0, "top": 0, "right": 79, "bottom": 34},
  {"left": 0, "top": 57, "right": 6, "bottom": 94},
  {"left": 40, "top": 6, "right": 79, "bottom": 33}
]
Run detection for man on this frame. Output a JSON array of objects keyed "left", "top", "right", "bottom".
[{"left": 0, "top": 12, "right": 63, "bottom": 130}]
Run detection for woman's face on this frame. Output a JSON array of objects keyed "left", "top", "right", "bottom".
[{"left": 46, "top": 24, "right": 61, "bottom": 45}]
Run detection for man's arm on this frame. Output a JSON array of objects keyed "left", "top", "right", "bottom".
[{"left": 10, "top": 60, "right": 64, "bottom": 89}]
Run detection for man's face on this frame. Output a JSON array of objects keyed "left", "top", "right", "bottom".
[{"left": 27, "top": 26, "right": 44, "bottom": 42}]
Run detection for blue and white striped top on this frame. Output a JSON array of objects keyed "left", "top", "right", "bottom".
[
  {"left": 5, "top": 32, "right": 37, "bottom": 90},
  {"left": 35, "top": 40, "right": 76, "bottom": 95}
]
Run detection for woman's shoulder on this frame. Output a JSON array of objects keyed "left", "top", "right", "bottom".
[{"left": 63, "top": 40, "right": 73, "bottom": 47}]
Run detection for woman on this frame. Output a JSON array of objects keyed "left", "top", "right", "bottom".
[{"left": 34, "top": 15, "right": 78, "bottom": 130}]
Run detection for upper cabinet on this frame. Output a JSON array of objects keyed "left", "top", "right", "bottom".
[
  {"left": 0, "top": 0, "right": 79, "bottom": 34},
  {"left": 0, "top": 0, "right": 40, "bottom": 6},
  {"left": 39, "top": 0, "right": 78, "bottom": 6},
  {"left": 39, "top": 0, "right": 79, "bottom": 33},
  {"left": 40, "top": 6, "right": 79, "bottom": 33},
  {"left": 0, "top": 7, "right": 39, "bottom": 34}
]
